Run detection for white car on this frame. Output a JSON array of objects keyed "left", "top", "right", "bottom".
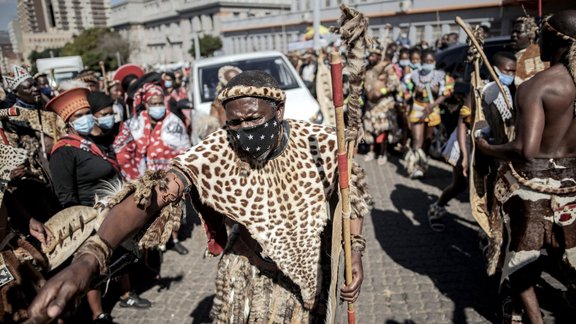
[{"left": 192, "top": 51, "right": 322, "bottom": 123}]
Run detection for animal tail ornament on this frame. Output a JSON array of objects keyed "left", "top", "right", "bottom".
[{"left": 331, "top": 4, "right": 371, "bottom": 142}]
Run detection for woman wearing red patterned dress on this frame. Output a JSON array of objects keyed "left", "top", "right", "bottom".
[{"left": 113, "top": 83, "right": 191, "bottom": 254}]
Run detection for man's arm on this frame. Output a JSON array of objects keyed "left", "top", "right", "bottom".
[
  {"left": 476, "top": 82, "right": 545, "bottom": 161},
  {"left": 340, "top": 162, "right": 369, "bottom": 303},
  {"left": 98, "top": 172, "right": 185, "bottom": 248},
  {"left": 27, "top": 172, "right": 186, "bottom": 322}
]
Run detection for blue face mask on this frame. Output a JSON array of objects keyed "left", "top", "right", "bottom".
[
  {"left": 421, "top": 63, "right": 436, "bottom": 73},
  {"left": 399, "top": 59, "right": 410, "bottom": 67},
  {"left": 148, "top": 105, "right": 166, "bottom": 120},
  {"left": 96, "top": 115, "right": 115, "bottom": 130},
  {"left": 71, "top": 114, "right": 95, "bottom": 135},
  {"left": 410, "top": 62, "right": 421, "bottom": 70},
  {"left": 164, "top": 80, "right": 173, "bottom": 89},
  {"left": 40, "top": 86, "right": 52, "bottom": 96},
  {"left": 495, "top": 67, "right": 515, "bottom": 86}
]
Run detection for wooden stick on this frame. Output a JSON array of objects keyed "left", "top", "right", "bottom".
[
  {"left": 455, "top": 16, "right": 512, "bottom": 110},
  {"left": 330, "top": 51, "right": 355, "bottom": 324},
  {"left": 99, "top": 61, "right": 109, "bottom": 95}
]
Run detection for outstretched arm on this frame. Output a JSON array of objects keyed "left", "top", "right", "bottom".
[{"left": 26, "top": 171, "right": 186, "bottom": 323}]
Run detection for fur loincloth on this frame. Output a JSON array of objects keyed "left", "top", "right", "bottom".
[
  {"left": 363, "top": 97, "right": 397, "bottom": 135},
  {"left": 172, "top": 119, "right": 372, "bottom": 316},
  {"left": 210, "top": 224, "right": 329, "bottom": 323},
  {"left": 494, "top": 158, "right": 576, "bottom": 281}
]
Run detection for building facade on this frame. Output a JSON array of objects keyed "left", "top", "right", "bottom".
[
  {"left": 220, "top": 0, "right": 554, "bottom": 55},
  {"left": 0, "top": 31, "right": 20, "bottom": 75},
  {"left": 11, "top": 0, "right": 110, "bottom": 64},
  {"left": 110, "top": 0, "right": 569, "bottom": 66},
  {"left": 109, "top": 0, "right": 292, "bottom": 65}
]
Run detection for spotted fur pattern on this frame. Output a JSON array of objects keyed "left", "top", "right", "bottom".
[
  {"left": 0, "top": 144, "right": 28, "bottom": 207},
  {"left": 172, "top": 120, "right": 355, "bottom": 308},
  {"left": 217, "top": 85, "right": 286, "bottom": 104}
]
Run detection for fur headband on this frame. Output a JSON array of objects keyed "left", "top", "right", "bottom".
[{"left": 217, "top": 85, "right": 286, "bottom": 104}]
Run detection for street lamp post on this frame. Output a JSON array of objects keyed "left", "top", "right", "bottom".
[{"left": 313, "top": 0, "right": 321, "bottom": 51}]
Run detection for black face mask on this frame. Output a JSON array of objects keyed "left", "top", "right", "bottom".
[{"left": 228, "top": 115, "right": 282, "bottom": 160}]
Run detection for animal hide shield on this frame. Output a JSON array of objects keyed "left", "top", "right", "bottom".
[{"left": 41, "top": 206, "right": 105, "bottom": 271}]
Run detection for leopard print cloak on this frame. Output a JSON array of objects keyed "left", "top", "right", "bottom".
[{"left": 172, "top": 120, "right": 371, "bottom": 321}]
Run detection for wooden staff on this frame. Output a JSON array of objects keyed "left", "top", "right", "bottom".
[
  {"left": 330, "top": 51, "right": 355, "bottom": 324},
  {"left": 455, "top": 16, "right": 512, "bottom": 110},
  {"left": 99, "top": 61, "right": 109, "bottom": 95}
]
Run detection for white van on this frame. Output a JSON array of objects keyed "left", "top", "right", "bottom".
[
  {"left": 192, "top": 51, "right": 322, "bottom": 123},
  {"left": 36, "top": 56, "right": 84, "bottom": 84}
]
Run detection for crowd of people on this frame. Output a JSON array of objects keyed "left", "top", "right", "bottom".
[
  {"left": 0, "top": 5, "right": 575, "bottom": 324},
  {"left": 284, "top": 10, "right": 576, "bottom": 324},
  {"left": 0, "top": 62, "right": 199, "bottom": 323}
]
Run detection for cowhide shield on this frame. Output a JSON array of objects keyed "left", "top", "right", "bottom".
[{"left": 42, "top": 206, "right": 106, "bottom": 270}]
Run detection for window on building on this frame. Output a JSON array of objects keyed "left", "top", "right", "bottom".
[
  {"left": 415, "top": 26, "right": 425, "bottom": 43},
  {"left": 432, "top": 24, "right": 442, "bottom": 42}
]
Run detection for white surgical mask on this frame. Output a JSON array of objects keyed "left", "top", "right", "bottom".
[
  {"left": 71, "top": 114, "right": 95, "bottom": 135},
  {"left": 96, "top": 115, "right": 115, "bottom": 130},
  {"left": 421, "top": 63, "right": 436, "bottom": 73},
  {"left": 148, "top": 105, "right": 166, "bottom": 120}
]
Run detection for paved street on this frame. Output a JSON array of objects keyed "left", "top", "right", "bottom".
[{"left": 105, "top": 155, "right": 572, "bottom": 324}]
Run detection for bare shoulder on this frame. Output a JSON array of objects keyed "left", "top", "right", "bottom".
[{"left": 517, "top": 65, "right": 575, "bottom": 104}]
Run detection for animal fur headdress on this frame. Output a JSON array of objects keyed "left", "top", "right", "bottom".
[
  {"left": 3, "top": 65, "right": 32, "bottom": 90},
  {"left": 515, "top": 15, "right": 538, "bottom": 41},
  {"left": 217, "top": 70, "right": 286, "bottom": 104}
]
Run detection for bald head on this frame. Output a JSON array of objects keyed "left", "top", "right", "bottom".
[
  {"left": 548, "top": 10, "right": 576, "bottom": 39},
  {"left": 540, "top": 10, "right": 576, "bottom": 63}
]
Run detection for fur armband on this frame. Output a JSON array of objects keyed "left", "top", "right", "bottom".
[
  {"left": 97, "top": 169, "right": 185, "bottom": 249},
  {"left": 350, "top": 161, "right": 373, "bottom": 219},
  {"left": 351, "top": 234, "right": 366, "bottom": 256},
  {"left": 73, "top": 235, "right": 112, "bottom": 277}
]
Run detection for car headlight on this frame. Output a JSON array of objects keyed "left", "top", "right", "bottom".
[{"left": 309, "top": 111, "right": 324, "bottom": 124}]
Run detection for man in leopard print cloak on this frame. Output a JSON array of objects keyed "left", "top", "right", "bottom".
[
  {"left": 28, "top": 71, "right": 372, "bottom": 324},
  {"left": 476, "top": 10, "right": 576, "bottom": 324}
]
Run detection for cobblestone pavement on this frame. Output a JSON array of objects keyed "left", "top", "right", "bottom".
[{"left": 107, "top": 156, "right": 573, "bottom": 324}]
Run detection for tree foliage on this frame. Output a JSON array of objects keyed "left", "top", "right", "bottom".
[
  {"left": 28, "top": 48, "right": 63, "bottom": 74},
  {"left": 189, "top": 35, "right": 223, "bottom": 58},
  {"left": 61, "top": 28, "right": 130, "bottom": 71}
]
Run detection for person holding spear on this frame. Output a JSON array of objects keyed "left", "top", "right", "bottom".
[
  {"left": 475, "top": 10, "right": 576, "bottom": 324},
  {"left": 26, "top": 69, "right": 371, "bottom": 323}
]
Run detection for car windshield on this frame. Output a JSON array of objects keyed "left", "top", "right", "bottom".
[{"left": 198, "top": 56, "right": 299, "bottom": 103}]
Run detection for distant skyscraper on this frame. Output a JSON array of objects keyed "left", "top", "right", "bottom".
[{"left": 12, "top": 0, "right": 110, "bottom": 63}]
